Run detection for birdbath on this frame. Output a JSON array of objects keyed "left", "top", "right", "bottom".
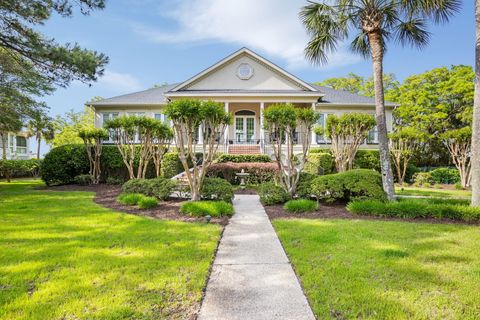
[{"left": 235, "top": 169, "right": 250, "bottom": 190}]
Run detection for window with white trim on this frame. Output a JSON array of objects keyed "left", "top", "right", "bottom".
[
  {"left": 102, "top": 112, "right": 119, "bottom": 127},
  {"left": 366, "top": 114, "right": 378, "bottom": 144},
  {"left": 316, "top": 113, "right": 333, "bottom": 144},
  {"left": 154, "top": 113, "right": 171, "bottom": 127},
  {"left": 16, "top": 136, "right": 27, "bottom": 154}
]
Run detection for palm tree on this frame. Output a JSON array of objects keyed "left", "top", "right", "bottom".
[
  {"left": 472, "top": 0, "right": 480, "bottom": 207},
  {"left": 300, "top": 0, "right": 460, "bottom": 201},
  {"left": 27, "top": 111, "right": 55, "bottom": 159}
]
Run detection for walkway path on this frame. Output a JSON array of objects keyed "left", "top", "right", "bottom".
[{"left": 198, "top": 194, "right": 315, "bottom": 320}]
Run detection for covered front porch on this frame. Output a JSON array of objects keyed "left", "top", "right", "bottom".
[{"left": 197, "top": 101, "right": 318, "bottom": 155}]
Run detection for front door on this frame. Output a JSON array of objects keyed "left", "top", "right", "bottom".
[{"left": 235, "top": 116, "right": 255, "bottom": 143}]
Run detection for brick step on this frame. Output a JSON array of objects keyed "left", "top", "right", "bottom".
[{"left": 228, "top": 145, "right": 261, "bottom": 155}]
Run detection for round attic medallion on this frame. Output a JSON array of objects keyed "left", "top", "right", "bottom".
[{"left": 236, "top": 63, "right": 254, "bottom": 80}]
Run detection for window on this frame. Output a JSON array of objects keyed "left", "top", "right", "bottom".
[
  {"left": 102, "top": 112, "right": 118, "bottom": 127},
  {"left": 15, "top": 136, "right": 27, "bottom": 154},
  {"left": 367, "top": 126, "right": 379, "bottom": 144},
  {"left": 154, "top": 113, "right": 171, "bottom": 126},
  {"left": 316, "top": 113, "right": 332, "bottom": 144}
]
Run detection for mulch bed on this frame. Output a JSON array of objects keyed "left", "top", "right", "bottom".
[
  {"left": 264, "top": 202, "right": 479, "bottom": 225},
  {"left": 41, "top": 184, "right": 229, "bottom": 225}
]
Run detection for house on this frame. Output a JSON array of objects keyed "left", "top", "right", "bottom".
[
  {"left": 89, "top": 48, "right": 394, "bottom": 155},
  {"left": 0, "top": 131, "right": 31, "bottom": 160}
]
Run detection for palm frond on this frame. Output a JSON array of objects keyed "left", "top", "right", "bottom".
[
  {"left": 395, "top": 18, "right": 431, "bottom": 49},
  {"left": 350, "top": 32, "right": 370, "bottom": 59},
  {"left": 414, "top": 0, "right": 461, "bottom": 24}
]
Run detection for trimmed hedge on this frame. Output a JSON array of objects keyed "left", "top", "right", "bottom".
[
  {"left": 258, "top": 182, "right": 289, "bottom": 205},
  {"left": 180, "top": 201, "right": 234, "bottom": 217},
  {"left": 304, "top": 153, "right": 333, "bottom": 175},
  {"left": 296, "top": 172, "right": 316, "bottom": 199},
  {"left": 310, "top": 169, "right": 387, "bottom": 203},
  {"left": 206, "top": 162, "right": 278, "bottom": 185},
  {"left": 429, "top": 168, "right": 460, "bottom": 184},
  {"left": 347, "top": 198, "right": 480, "bottom": 222},
  {"left": 201, "top": 177, "right": 234, "bottom": 202},
  {"left": 353, "top": 150, "right": 381, "bottom": 171},
  {"left": 216, "top": 154, "right": 271, "bottom": 163},
  {"left": 41, "top": 144, "right": 199, "bottom": 185}
]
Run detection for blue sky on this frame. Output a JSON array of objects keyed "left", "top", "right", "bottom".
[{"left": 40, "top": 0, "right": 475, "bottom": 117}]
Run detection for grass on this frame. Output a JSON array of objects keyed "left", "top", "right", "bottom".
[
  {"left": 0, "top": 179, "right": 222, "bottom": 319},
  {"left": 117, "top": 193, "right": 144, "bottom": 205},
  {"left": 273, "top": 218, "right": 480, "bottom": 319},
  {"left": 180, "top": 200, "right": 234, "bottom": 217},
  {"left": 395, "top": 186, "right": 471, "bottom": 198}
]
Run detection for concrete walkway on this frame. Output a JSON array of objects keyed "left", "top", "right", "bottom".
[{"left": 198, "top": 194, "right": 315, "bottom": 320}]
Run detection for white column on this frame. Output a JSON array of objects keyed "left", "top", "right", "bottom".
[
  {"left": 224, "top": 102, "right": 229, "bottom": 146},
  {"left": 260, "top": 102, "right": 265, "bottom": 140},
  {"left": 198, "top": 125, "right": 203, "bottom": 145},
  {"left": 311, "top": 102, "right": 317, "bottom": 145}
]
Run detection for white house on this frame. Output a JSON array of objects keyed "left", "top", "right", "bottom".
[
  {"left": 89, "top": 48, "right": 394, "bottom": 155},
  {"left": 0, "top": 131, "right": 31, "bottom": 160}
]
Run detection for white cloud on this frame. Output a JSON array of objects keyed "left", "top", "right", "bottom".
[
  {"left": 98, "top": 70, "right": 143, "bottom": 92},
  {"left": 132, "top": 0, "right": 360, "bottom": 70}
]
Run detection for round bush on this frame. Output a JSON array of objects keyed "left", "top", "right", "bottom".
[
  {"left": 429, "top": 168, "right": 460, "bottom": 184},
  {"left": 41, "top": 145, "right": 89, "bottom": 186},
  {"left": 296, "top": 172, "right": 316, "bottom": 199},
  {"left": 117, "top": 193, "right": 144, "bottom": 206},
  {"left": 138, "top": 196, "right": 158, "bottom": 209},
  {"left": 311, "top": 169, "right": 386, "bottom": 203},
  {"left": 180, "top": 201, "right": 234, "bottom": 217},
  {"left": 284, "top": 199, "right": 318, "bottom": 213},
  {"left": 258, "top": 182, "right": 289, "bottom": 206},
  {"left": 201, "top": 177, "right": 234, "bottom": 202},
  {"left": 74, "top": 174, "right": 92, "bottom": 185}
]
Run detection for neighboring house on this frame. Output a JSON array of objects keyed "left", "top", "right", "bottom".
[
  {"left": 89, "top": 47, "right": 395, "bottom": 155},
  {"left": 0, "top": 131, "right": 31, "bottom": 160}
]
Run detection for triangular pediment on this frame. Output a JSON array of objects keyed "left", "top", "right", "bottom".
[{"left": 170, "top": 48, "right": 317, "bottom": 92}]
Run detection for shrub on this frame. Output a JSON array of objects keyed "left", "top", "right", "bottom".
[
  {"left": 216, "top": 154, "right": 271, "bottom": 163},
  {"left": 117, "top": 193, "right": 144, "bottom": 205},
  {"left": 296, "top": 172, "right": 316, "bottom": 199},
  {"left": 310, "top": 169, "right": 386, "bottom": 203},
  {"left": 180, "top": 201, "right": 234, "bottom": 217},
  {"left": 347, "top": 198, "right": 480, "bottom": 222},
  {"left": 41, "top": 145, "right": 90, "bottom": 185},
  {"left": 0, "top": 159, "right": 42, "bottom": 181},
  {"left": 74, "top": 174, "right": 92, "bottom": 185},
  {"left": 304, "top": 153, "right": 333, "bottom": 175},
  {"left": 354, "top": 150, "right": 380, "bottom": 171},
  {"left": 122, "top": 177, "right": 176, "bottom": 200},
  {"left": 284, "top": 199, "right": 317, "bottom": 213},
  {"left": 201, "top": 177, "right": 234, "bottom": 202},
  {"left": 258, "top": 182, "right": 289, "bottom": 205},
  {"left": 455, "top": 183, "right": 464, "bottom": 190},
  {"left": 429, "top": 167, "right": 460, "bottom": 184},
  {"left": 162, "top": 152, "right": 203, "bottom": 178},
  {"left": 138, "top": 196, "right": 158, "bottom": 209},
  {"left": 412, "top": 171, "right": 433, "bottom": 186},
  {"left": 206, "top": 162, "right": 278, "bottom": 185},
  {"left": 106, "top": 176, "right": 125, "bottom": 185}
]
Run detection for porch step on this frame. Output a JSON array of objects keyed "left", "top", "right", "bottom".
[{"left": 228, "top": 145, "right": 261, "bottom": 155}]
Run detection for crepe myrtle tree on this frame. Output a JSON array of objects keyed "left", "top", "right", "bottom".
[
  {"left": 151, "top": 122, "right": 173, "bottom": 177},
  {"left": 301, "top": 0, "right": 460, "bottom": 200},
  {"left": 389, "top": 127, "right": 425, "bottom": 185},
  {"left": 319, "top": 113, "right": 375, "bottom": 173},
  {"left": 105, "top": 116, "right": 167, "bottom": 179},
  {"left": 263, "top": 103, "right": 319, "bottom": 197},
  {"left": 164, "top": 99, "right": 231, "bottom": 201},
  {"left": 78, "top": 128, "right": 108, "bottom": 184},
  {"left": 441, "top": 127, "right": 472, "bottom": 188}
]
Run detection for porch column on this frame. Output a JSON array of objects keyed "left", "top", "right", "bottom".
[
  {"left": 260, "top": 102, "right": 265, "bottom": 150},
  {"left": 311, "top": 102, "right": 317, "bottom": 145},
  {"left": 224, "top": 102, "right": 229, "bottom": 145}
]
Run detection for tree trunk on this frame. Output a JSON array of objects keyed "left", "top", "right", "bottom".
[
  {"left": 1, "top": 133, "right": 7, "bottom": 160},
  {"left": 369, "top": 32, "right": 396, "bottom": 201},
  {"left": 36, "top": 136, "right": 41, "bottom": 159},
  {"left": 472, "top": 0, "right": 480, "bottom": 206}
]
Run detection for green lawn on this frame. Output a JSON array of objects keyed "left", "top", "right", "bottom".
[
  {"left": 0, "top": 180, "right": 222, "bottom": 320},
  {"left": 395, "top": 186, "right": 471, "bottom": 198},
  {"left": 273, "top": 219, "right": 480, "bottom": 320}
]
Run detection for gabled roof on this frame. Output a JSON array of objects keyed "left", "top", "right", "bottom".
[{"left": 170, "top": 47, "right": 318, "bottom": 92}]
